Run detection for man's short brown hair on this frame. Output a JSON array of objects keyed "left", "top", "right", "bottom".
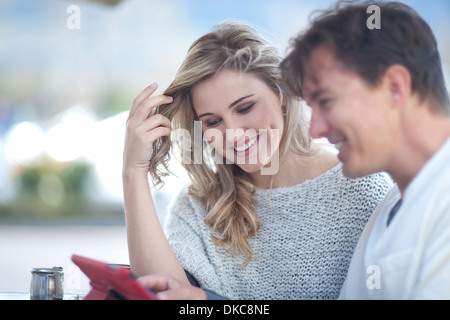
[{"left": 281, "top": 0, "right": 449, "bottom": 114}]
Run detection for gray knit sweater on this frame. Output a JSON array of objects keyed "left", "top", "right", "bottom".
[{"left": 163, "top": 164, "right": 392, "bottom": 299}]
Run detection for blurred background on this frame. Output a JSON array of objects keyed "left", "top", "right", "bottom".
[{"left": 0, "top": 0, "right": 449, "bottom": 295}]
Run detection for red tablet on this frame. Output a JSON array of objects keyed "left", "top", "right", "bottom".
[{"left": 71, "top": 254, "right": 157, "bottom": 300}]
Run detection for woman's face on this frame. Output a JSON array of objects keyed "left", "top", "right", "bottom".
[{"left": 191, "top": 69, "right": 284, "bottom": 173}]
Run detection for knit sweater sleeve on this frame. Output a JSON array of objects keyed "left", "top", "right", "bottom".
[{"left": 163, "top": 186, "right": 221, "bottom": 291}]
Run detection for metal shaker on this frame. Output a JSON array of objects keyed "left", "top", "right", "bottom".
[{"left": 30, "top": 267, "right": 64, "bottom": 300}]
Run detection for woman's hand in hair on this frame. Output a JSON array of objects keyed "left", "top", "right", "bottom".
[{"left": 123, "top": 83, "right": 173, "bottom": 175}]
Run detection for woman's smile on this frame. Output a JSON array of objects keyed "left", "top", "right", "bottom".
[{"left": 234, "top": 134, "right": 259, "bottom": 155}]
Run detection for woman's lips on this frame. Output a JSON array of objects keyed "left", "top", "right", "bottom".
[{"left": 234, "top": 135, "right": 259, "bottom": 156}]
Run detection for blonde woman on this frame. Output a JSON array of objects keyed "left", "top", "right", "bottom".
[{"left": 123, "top": 22, "right": 392, "bottom": 299}]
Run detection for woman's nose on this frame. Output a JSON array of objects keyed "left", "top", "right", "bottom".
[
  {"left": 225, "top": 128, "right": 245, "bottom": 144},
  {"left": 222, "top": 116, "right": 248, "bottom": 143}
]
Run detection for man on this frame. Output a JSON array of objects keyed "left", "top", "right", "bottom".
[
  {"left": 280, "top": 0, "right": 450, "bottom": 299},
  {"left": 139, "top": 0, "right": 450, "bottom": 299}
]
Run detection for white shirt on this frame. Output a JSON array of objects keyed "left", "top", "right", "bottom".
[{"left": 340, "top": 138, "right": 450, "bottom": 299}]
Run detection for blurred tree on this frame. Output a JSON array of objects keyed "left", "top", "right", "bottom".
[{"left": 8, "top": 158, "right": 92, "bottom": 219}]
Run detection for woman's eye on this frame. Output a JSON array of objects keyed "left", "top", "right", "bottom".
[
  {"left": 204, "top": 103, "right": 255, "bottom": 127},
  {"left": 237, "top": 103, "right": 255, "bottom": 114},
  {"left": 206, "top": 118, "right": 222, "bottom": 127}
]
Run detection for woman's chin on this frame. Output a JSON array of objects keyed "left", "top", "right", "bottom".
[{"left": 233, "top": 162, "right": 263, "bottom": 173}]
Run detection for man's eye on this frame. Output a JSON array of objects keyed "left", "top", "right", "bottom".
[{"left": 319, "top": 99, "right": 331, "bottom": 109}]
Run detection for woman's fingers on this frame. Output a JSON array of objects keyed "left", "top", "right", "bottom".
[
  {"left": 135, "top": 95, "right": 173, "bottom": 122},
  {"left": 129, "top": 114, "right": 172, "bottom": 144},
  {"left": 142, "top": 126, "right": 172, "bottom": 146},
  {"left": 126, "top": 116, "right": 172, "bottom": 151},
  {"left": 140, "top": 113, "right": 172, "bottom": 132},
  {"left": 130, "top": 82, "right": 158, "bottom": 117},
  {"left": 129, "top": 83, "right": 173, "bottom": 123},
  {"left": 137, "top": 274, "right": 207, "bottom": 300},
  {"left": 123, "top": 83, "right": 173, "bottom": 173},
  {"left": 137, "top": 274, "right": 173, "bottom": 292}
]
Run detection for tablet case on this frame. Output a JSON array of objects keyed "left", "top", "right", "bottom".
[{"left": 71, "top": 254, "right": 157, "bottom": 300}]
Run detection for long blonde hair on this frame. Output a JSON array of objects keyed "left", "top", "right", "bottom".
[{"left": 150, "top": 22, "right": 314, "bottom": 266}]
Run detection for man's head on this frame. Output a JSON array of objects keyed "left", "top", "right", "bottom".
[{"left": 281, "top": 0, "right": 449, "bottom": 178}]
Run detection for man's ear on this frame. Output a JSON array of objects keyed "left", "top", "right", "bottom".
[{"left": 382, "top": 64, "right": 412, "bottom": 107}]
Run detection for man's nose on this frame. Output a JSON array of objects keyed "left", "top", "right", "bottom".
[{"left": 309, "top": 109, "right": 330, "bottom": 139}]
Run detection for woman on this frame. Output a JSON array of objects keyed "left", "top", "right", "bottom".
[{"left": 123, "top": 22, "right": 392, "bottom": 299}]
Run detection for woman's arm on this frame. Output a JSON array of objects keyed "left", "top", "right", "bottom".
[{"left": 122, "top": 83, "right": 188, "bottom": 284}]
